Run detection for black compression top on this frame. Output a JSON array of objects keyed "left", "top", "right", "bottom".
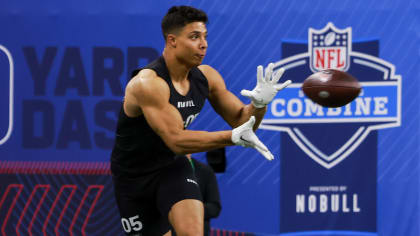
[{"left": 110, "top": 56, "right": 209, "bottom": 178}]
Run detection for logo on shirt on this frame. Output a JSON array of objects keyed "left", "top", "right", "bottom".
[
  {"left": 187, "top": 178, "right": 198, "bottom": 186},
  {"left": 177, "top": 100, "right": 195, "bottom": 108},
  {"left": 184, "top": 113, "right": 199, "bottom": 128}
]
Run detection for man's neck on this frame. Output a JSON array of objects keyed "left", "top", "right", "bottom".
[{"left": 162, "top": 50, "right": 191, "bottom": 82}]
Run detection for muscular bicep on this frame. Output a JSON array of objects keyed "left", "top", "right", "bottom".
[
  {"left": 128, "top": 72, "right": 185, "bottom": 148},
  {"left": 208, "top": 88, "right": 246, "bottom": 127},
  {"left": 199, "top": 65, "right": 246, "bottom": 128},
  {"left": 141, "top": 102, "right": 185, "bottom": 141}
]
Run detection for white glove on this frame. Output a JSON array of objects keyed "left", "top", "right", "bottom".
[
  {"left": 231, "top": 116, "right": 274, "bottom": 161},
  {"left": 241, "top": 63, "right": 292, "bottom": 108}
]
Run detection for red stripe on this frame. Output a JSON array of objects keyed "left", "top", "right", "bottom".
[
  {"left": 75, "top": 162, "right": 80, "bottom": 174},
  {"left": 36, "top": 161, "right": 41, "bottom": 173},
  {"left": 68, "top": 162, "right": 73, "bottom": 174},
  {"left": 8, "top": 161, "right": 11, "bottom": 174},
  {"left": 16, "top": 184, "right": 48, "bottom": 236},
  {"left": 28, "top": 185, "right": 50, "bottom": 236},
  {"left": 81, "top": 185, "right": 104, "bottom": 236},
  {"left": 9, "top": 161, "right": 13, "bottom": 174},
  {"left": 69, "top": 185, "right": 104, "bottom": 236},
  {"left": 88, "top": 162, "right": 92, "bottom": 175},
  {"left": 43, "top": 185, "right": 75, "bottom": 236},
  {"left": 93, "top": 163, "right": 97, "bottom": 175},
  {"left": 25, "top": 161, "right": 29, "bottom": 173},
  {"left": 17, "top": 161, "right": 25, "bottom": 172},
  {"left": 43, "top": 161, "right": 48, "bottom": 172},
  {"left": 0, "top": 161, "right": 113, "bottom": 175},
  {"left": 1, "top": 184, "right": 23, "bottom": 236},
  {"left": 54, "top": 185, "right": 77, "bottom": 236},
  {"left": 7, "top": 160, "right": 11, "bottom": 172},
  {"left": 9, "top": 161, "right": 14, "bottom": 174},
  {"left": 2, "top": 160, "right": 6, "bottom": 174},
  {"left": 58, "top": 162, "right": 63, "bottom": 174},
  {"left": 5, "top": 161, "right": 9, "bottom": 174},
  {"left": 34, "top": 162, "right": 40, "bottom": 174},
  {"left": 0, "top": 183, "right": 20, "bottom": 213},
  {"left": 15, "top": 161, "right": 20, "bottom": 173},
  {"left": 73, "top": 162, "right": 78, "bottom": 174}
]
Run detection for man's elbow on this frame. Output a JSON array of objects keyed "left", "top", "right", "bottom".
[
  {"left": 166, "top": 142, "right": 184, "bottom": 155},
  {"left": 165, "top": 136, "right": 188, "bottom": 155}
]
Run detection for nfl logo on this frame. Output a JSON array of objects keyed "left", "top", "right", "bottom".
[{"left": 309, "top": 22, "right": 351, "bottom": 72}]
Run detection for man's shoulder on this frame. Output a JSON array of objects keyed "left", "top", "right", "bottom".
[
  {"left": 198, "top": 64, "right": 217, "bottom": 75},
  {"left": 133, "top": 68, "right": 158, "bottom": 79},
  {"left": 126, "top": 69, "right": 169, "bottom": 100},
  {"left": 197, "top": 64, "right": 225, "bottom": 89}
]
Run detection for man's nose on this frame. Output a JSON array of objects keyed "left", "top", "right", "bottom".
[{"left": 200, "top": 38, "right": 208, "bottom": 49}]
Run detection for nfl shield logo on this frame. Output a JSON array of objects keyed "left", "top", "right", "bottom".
[
  {"left": 265, "top": 22, "right": 401, "bottom": 234},
  {"left": 309, "top": 22, "right": 351, "bottom": 72},
  {"left": 261, "top": 22, "right": 401, "bottom": 169}
]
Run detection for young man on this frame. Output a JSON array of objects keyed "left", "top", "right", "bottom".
[{"left": 110, "top": 5, "right": 291, "bottom": 236}]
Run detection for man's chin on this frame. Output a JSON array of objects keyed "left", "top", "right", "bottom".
[
  {"left": 191, "top": 58, "right": 204, "bottom": 67},
  {"left": 197, "top": 57, "right": 205, "bottom": 65},
  {"left": 181, "top": 56, "right": 204, "bottom": 67}
]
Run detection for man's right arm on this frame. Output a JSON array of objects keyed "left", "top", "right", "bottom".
[{"left": 127, "top": 70, "right": 233, "bottom": 155}]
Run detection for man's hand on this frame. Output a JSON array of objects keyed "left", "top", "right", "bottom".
[
  {"left": 241, "top": 63, "right": 292, "bottom": 108},
  {"left": 232, "top": 116, "right": 274, "bottom": 161}
]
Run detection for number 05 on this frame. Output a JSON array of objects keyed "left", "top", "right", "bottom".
[{"left": 121, "top": 215, "right": 143, "bottom": 233}]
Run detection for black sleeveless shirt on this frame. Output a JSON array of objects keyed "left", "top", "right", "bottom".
[{"left": 111, "top": 57, "right": 209, "bottom": 178}]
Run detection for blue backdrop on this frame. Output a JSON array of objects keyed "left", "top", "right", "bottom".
[{"left": 0, "top": 0, "right": 419, "bottom": 235}]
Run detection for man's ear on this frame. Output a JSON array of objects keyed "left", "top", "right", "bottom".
[{"left": 167, "top": 34, "right": 177, "bottom": 48}]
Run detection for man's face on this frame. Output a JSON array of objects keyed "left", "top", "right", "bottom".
[{"left": 171, "top": 22, "right": 208, "bottom": 66}]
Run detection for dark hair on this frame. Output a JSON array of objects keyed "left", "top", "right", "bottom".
[{"left": 161, "top": 6, "right": 208, "bottom": 40}]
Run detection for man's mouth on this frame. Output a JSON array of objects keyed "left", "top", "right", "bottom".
[{"left": 196, "top": 54, "right": 205, "bottom": 59}]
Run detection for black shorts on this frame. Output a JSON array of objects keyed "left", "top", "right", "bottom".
[{"left": 113, "top": 156, "right": 203, "bottom": 236}]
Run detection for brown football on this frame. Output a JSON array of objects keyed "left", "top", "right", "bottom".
[{"left": 302, "top": 69, "right": 361, "bottom": 108}]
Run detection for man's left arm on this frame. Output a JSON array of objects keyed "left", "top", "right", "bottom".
[{"left": 198, "top": 64, "right": 291, "bottom": 130}]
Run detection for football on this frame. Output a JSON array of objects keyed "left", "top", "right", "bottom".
[{"left": 302, "top": 69, "right": 361, "bottom": 108}]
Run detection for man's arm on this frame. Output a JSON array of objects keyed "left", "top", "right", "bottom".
[
  {"left": 199, "top": 64, "right": 291, "bottom": 130},
  {"left": 198, "top": 65, "right": 265, "bottom": 130},
  {"left": 127, "top": 70, "right": 232, "bottom": 154}
]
